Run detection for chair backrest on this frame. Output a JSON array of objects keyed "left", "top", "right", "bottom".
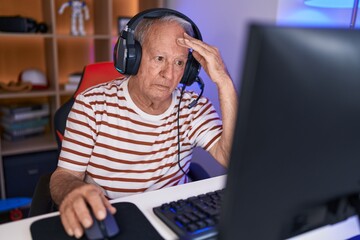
[{"left": 54, "top": 62, "right": 123, "bottom": 150}]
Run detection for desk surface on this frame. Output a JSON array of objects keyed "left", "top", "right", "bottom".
[
  {"left": 0, "top": 175, "right": 226, "bottom": 240},
  {"left": 0, "top": 174, "right": 359, "bottom": 240}
]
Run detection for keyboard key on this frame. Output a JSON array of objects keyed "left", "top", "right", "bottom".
[
  {"left": 186, "top": 223, "right": 199, "bottom": 232},
  {"left": 196, "top": 220, "right": 207, "bottom": 229},
  {"left": 184, "top": 212, "right": 199, "bottom": 222},
  {"left": 175, "top": 215, "right": 190, "bottom": 225}
]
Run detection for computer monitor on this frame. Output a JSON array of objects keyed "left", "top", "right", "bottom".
[{"left": 219, "top": 24, "right": 360, "bottom": 239}]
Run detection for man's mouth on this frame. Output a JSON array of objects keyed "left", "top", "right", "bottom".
[{"left": 154, "top": 84, "right": 169, "bottom": 90}]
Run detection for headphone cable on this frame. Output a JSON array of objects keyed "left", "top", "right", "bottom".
[{"left": 177, "top": 84, "right": 188, "bottom": 177}]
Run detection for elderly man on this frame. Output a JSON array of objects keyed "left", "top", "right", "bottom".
[{"left": 50, "top": 9, "right": 237, "bottom": 239}]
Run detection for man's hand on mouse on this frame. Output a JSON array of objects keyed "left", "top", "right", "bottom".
[{"left": 59, "top": 184, "right": 117, "bottom": 239}]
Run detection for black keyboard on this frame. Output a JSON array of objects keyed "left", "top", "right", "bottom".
[{"left": 153, "top": 189, "right": 225, "bottom": 240}]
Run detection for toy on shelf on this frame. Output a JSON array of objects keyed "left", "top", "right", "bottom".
[{"left": 58, "top": 0, "right": 89, "bottom": 36}]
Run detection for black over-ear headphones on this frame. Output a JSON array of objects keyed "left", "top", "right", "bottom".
[{"left": 113, "top": 8, "right": 203, "bottom": 87}]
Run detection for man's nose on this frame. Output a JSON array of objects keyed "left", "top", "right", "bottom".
[{"left": 160, "top": 61, "right": 174, "bottom": 79}]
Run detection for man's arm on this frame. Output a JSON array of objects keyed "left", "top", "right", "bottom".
[
  {"left": 208, "top": 74, "right": 238, "bottom": 167},
  {"left": 177, "top": 33, "right": 238, "bottom": 166},
  {"left": 50, "top": 167, "right": 86, "bottom": 205},
  {"left": 50, "top": 167, "right": 116, "bottom": 239}
]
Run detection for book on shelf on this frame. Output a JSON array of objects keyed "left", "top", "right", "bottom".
[
  {"left": 0, "top": 104, "right": 49, "bottom": 122},
  {"left": 1, "top": 117, "right": 49, "bottom": 131},
  {"left": 68, "top": 72, "right": 82, "bottom": 84},
  {"left": 63, "top": 72, "right": 82, "bottom": 92},
  {"left": 4, "top": 125, "right": 46, "bottom": 137},
  {"left": 64, "top": 82, "right": 79, "bottom": 91},
  {"left": 0, "top": 103, "right": 50, "bottom": 141},
  {"left": 2, "top": 130, "right": 46, "bottom": 141},
  {"left": 0, "top": 103, "right": 48, "bottom": 115}
]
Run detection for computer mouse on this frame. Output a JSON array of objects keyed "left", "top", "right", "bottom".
[{"left": 84, "top": 208, "right": 120, "bottom": 240}]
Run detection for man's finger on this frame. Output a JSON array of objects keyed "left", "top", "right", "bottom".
[{"left": 85, "top": 188, "right": 107, "bottom": 221}]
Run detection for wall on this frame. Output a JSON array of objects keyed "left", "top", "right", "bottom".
[
  {"left": 276, "top": 0, "right": 358, "bottom": 27},
  {"left": 164, "top": 0, "right": 279, "bottom": 177},
  {"left": 165, "top": 0, "right": 359, "bottom": 177}
]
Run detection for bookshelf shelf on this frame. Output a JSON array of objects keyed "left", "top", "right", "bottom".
[
  {"left": 0, "top": 33, "right": 54, "bottom": 38},
  {"left": 0, "top": 0, "right": 164, "bottom": 199},
  {"left": 0, "top": 90, "right": 57, "bottom": 99},
  {"left": 1, "top": 133, "right": 57, "bottom": 157},
  {"left": 55, "top": 34, "right": 111, "bottom": 39}
]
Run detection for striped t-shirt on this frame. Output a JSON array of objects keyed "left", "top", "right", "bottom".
[{"left": 58, "top": 78, "right": 223, "bottom": 199}]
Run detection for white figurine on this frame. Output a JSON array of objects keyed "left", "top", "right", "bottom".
[{"left": 58, "top": 0, "right": 90, "bottom": 36}]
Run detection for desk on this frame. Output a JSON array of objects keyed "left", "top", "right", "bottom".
[
  {"left": 0, "top": 175, "right": 226, "bottom": 240},
  {"left": 0, "top": 174, "right": 359, "bottom": 240}
]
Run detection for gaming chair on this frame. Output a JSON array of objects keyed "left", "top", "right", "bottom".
[{"left": 54, "top": 62, "right": 122, "bottom": 149}]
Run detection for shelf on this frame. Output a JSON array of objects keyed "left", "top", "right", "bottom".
[
  {"left": 0, "top": 90, "right": 57, "bottom": 99},
  {"left": 0, "top": 33, "right": 54, "bottom": 38},
  {"left": 59, "top": 89, "right": 76, "bottom": 96},
  {"left": 55, "top": 34, "right": 112, "bottom": 39},
  {"left": 1, "top": 132, "right": 58, "bottom": 156}
]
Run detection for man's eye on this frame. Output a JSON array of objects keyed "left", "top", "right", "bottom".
[
  {"left": 175, "top": 60, "right": 185, "bottom": 66},
  {"left": 155, "top": 56, "right": 164, "bottom": 62}
]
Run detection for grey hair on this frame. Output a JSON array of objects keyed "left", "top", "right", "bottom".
[{"left": 134, "top": 15, "right": 195, "bottom": 45}]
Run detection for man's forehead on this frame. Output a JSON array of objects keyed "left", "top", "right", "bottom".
[
  {"left": 146, "top": 21, "right": 185, "bottom": 39},
  {"left": 143, "top": 23, "right": 187, "bottom": 53}
]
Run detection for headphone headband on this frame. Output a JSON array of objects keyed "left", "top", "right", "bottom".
[{"left": 125, "top": 8, "right": 202, "bottom": 41}]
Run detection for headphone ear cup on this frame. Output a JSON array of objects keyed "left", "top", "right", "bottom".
[
  {"left": 126, "top": 40, "right": 142, "bottom": 75},
  {"left": 180, "top": 53, "right": 200, "bottom": 86},
  {"left": 113, "top": 35, "right": 142, "bottom": 75},
  {"left": 114, "top": 36, "right": 126, "bottom": 73}
]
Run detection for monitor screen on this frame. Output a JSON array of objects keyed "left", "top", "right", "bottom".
[{"left": 219, "top": 24, "right": 360, "bottom": 239}]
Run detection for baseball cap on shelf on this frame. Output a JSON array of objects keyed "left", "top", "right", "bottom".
[{"left": 19, "top": 68, "right": 48, "bottom": 89}]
